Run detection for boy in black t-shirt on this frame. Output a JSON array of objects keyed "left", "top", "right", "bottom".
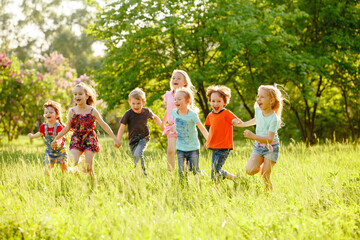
[{"left": 117, "top": 88, "right": 162, "bottom": 175}]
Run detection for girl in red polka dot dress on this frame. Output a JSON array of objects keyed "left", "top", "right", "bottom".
[{"left": 52, "top": 82, "right": 120, "bottom": 180}]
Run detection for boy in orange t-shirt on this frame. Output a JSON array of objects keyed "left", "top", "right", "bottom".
[{"left": 205, "top": 85, "right": 241, "bottom": 182}]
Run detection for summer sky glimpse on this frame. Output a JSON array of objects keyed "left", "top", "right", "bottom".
[{"left": 5, "top": 0, "right": 107, "bottom": 57}]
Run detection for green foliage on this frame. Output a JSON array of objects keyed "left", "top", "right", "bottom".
[
  {"left": 0, "top": 52, "right": 75, "bottom": 141},
  {"left": 0, "top": 136, "right": 359, "bottom": 239},
  {"left": 0, "top": 0, "right": 100, "bottom": 75},
  {"left": 89, "top": 0, "right": 360, "bottom": 144}
]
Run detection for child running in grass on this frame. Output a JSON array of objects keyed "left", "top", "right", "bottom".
[
  {"left": 161, "top": 70, "right": 196, "bottom": 173},
  {"left": 233, "top": 84, "right": 284, "bottom": 190},
  {"left": 117, "top": 88, "right": 162, "bottom": 176},
  {"left": 205, "top": 85, "right": 240, "bottom": 183},
  {"left": 171, "top": 88, "right": 208, "bottom": 178},
  {"left": 28, "top": 100, "right": 69, "bottom": 175},
  {"left": 51, "top": 82, "right": 120, "bottom": 180}
]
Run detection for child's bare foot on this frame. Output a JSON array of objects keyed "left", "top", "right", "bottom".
[{"left": 68, "top": 166, "right": 80, "bottom": 176}]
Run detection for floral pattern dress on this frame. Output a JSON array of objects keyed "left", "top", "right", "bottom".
[{"left": 69, "top": 108, "right": 100, "bottom": 152}]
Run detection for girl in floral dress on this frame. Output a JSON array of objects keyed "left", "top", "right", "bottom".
[{"left": 52, "top": 82, "right": 120, "bottom": 180}]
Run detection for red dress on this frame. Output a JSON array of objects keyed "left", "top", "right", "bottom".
[{"left": 69, "top": 108, "right": 100, "bottom": 152}]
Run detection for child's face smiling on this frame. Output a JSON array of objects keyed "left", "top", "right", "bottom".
[
  {"left": 257, "top": 89, "right": 274, "bottom": 112},
  {"left": 210, "top": 92, "right": 226, "bottom": 113},
  {"left": 44, "top": 106, "right": 58, "bottom": 124},
  {"left": 129, "top": 97, "right": 145, "bottom": 113},
  {"left": 171, "top": 72, "right": 186, "bottom": 90},
  {"left": 174, "top": 91, "right": 189, "bottom": 112},
  {"left": 73, "top": 86, "right": 88, "bottom": 106}
]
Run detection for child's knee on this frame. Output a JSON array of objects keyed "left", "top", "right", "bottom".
[
  {"left": 167, "top": 148, "right": 175, "bottom": 155},
  {"left": 246, "top": 167, "right": 259, "bottom": 175},
  {"left": 70, "top": 156, "right": 80, "bottom": 165}
]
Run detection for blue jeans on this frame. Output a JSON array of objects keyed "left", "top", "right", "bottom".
[
  {"left": 129, "top": 138, "right": 149, "bottom": 175},
  {"left": 177, "top": 149, "right": 200, "bottom": 177},
  {"left": 211, "top": 149, "right": 231, "bottom": 180}
]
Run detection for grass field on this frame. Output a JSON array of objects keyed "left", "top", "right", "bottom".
[{"left": 0, "top": 136, "right": 359, "bottom": 239}]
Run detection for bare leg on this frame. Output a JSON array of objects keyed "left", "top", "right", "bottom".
[
  {"left": 225, "top": 172, "right": 236, "bottom": 180},
  {"left": 261, "top": 158, "right": 276, "bottom": 190},
  {"left": 60, "top": 164, "right": 68, "bottom": 174},
  {"left": 246, "top": 154, "right": 264, "bottom": 175},
  {"left": 68, "top": 149, "right": 82, "bottom": 174},
  {"left": 167, "top": 137, "right": 177, "bottom": 173},
  {"left": 84, "top": 150, "right": 96, "bottom": 180},
  {"left": 70, "top": 149, "right": 82, "bottom": 165},
  {"left": 45, "top": 163, "right": 55, "bottom": 176}
]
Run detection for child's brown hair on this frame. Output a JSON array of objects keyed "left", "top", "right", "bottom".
[
  {"left": 206, "top": 85, "right": 231, "bottom": 105},
  {"left": 43, "top": 100, "right": 65, "bottom": 126},
  {"left": 129, "top": 87, "right": 146, "bottom": 102},
  {"left": 74, "top": 82, "right": 97, "bottom": 106}
]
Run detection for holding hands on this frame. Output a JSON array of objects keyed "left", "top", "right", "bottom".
[
  {"left": 115, "top": 138, "right": 121, "bottom": 148},
  {"left": 27, "top": 133, "right": 35, "bottom": 139},
  {"left": 50, "top": 139, "right": 61, "bottom": 149},
  {"left": 232, "top": 117, "right": 257, "bottom": 140},
  {"left": 232, "top": 118, "right": 243, "bottom": 127}
]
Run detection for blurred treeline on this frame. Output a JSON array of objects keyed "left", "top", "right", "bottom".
[{"left": 1, "top": 0, "right": 359, "bottom": 146}]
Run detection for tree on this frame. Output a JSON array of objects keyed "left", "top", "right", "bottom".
[
  {"left": 89, "top": 1, "right": 296, "bottom": 119},
  {"left": 89, "top": 0, "right": 360, "bottom": 144},
  {"left": 277, "top": 0, "right": 360, "bottom": 144},
  {"left": 0, "top": 51, "right": 76, "bottom": 141},
  {"left": 0, "top": 0, "right": 100, "bottom": 75}
]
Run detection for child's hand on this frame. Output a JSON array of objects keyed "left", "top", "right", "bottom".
[
  {"left": 244, "top": 129, "right": 255, "bottom": 139},
  {"left": 170, "top": 125, "right": 176, "bottom": 133},
  {"left": 232, "top": 118, "right": 243, "bottom": 127},
  {"left": 28, "top": 133, "right": 33, "bottom": 139},
  {"left": 51, "top": 140, "right": 58, "bottom": 149},
  {"left": 114, "top": 138, "right": 121, "bottom": 148}
]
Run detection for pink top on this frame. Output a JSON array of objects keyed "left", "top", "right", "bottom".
[
  {"left": 164, "top": 90, "right": 176, "bottom": 124},
  {"left": 162, "top": 90, "right": 176, "bottom": 135}
]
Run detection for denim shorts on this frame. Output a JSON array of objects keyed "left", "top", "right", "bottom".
[{"left": 251, "top": 142, "right": 280, "bottom": 162}]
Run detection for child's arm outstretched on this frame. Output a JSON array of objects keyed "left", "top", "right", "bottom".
[
  {"left": 51, "top": 110, "right": 73, "bottom": 149},
  {"left": 196, "top": 122, "right": 209, "bottom": 141},
  {"left": 161, "top": 111, "right": 168, "bottom": 131},
  {"left": 233, "top": 118, "right": 256, "bottom": 127},
  {"left": 92, "top": 108, "right": 121, "bottom": 147},
  {"left": 117, "top": 123, "right": 126, "bottom": 147},
  {"left": 28, "top": 132, "right": 42, "bottom": 139},
  {"left": 153, "top": 115, "right": 162, "bottom": 128}
]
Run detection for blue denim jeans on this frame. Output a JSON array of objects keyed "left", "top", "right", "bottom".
[
  {"left": 177, "top": 149, "right": 200, "bottom": 177},
  {"left": 211, "top": 149, "right": 231, "bottom": 180},
  {"left": 129, "top": 138, "right": 149, "bottom": 175}
]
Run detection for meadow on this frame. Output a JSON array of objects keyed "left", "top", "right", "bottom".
[{"left": 0, "top": 136, "right": 359, "bottom": 239}]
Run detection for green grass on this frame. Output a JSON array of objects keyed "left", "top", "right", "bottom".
[{"left": 0, "top": 136, "right": 359, "bottom": 239}]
